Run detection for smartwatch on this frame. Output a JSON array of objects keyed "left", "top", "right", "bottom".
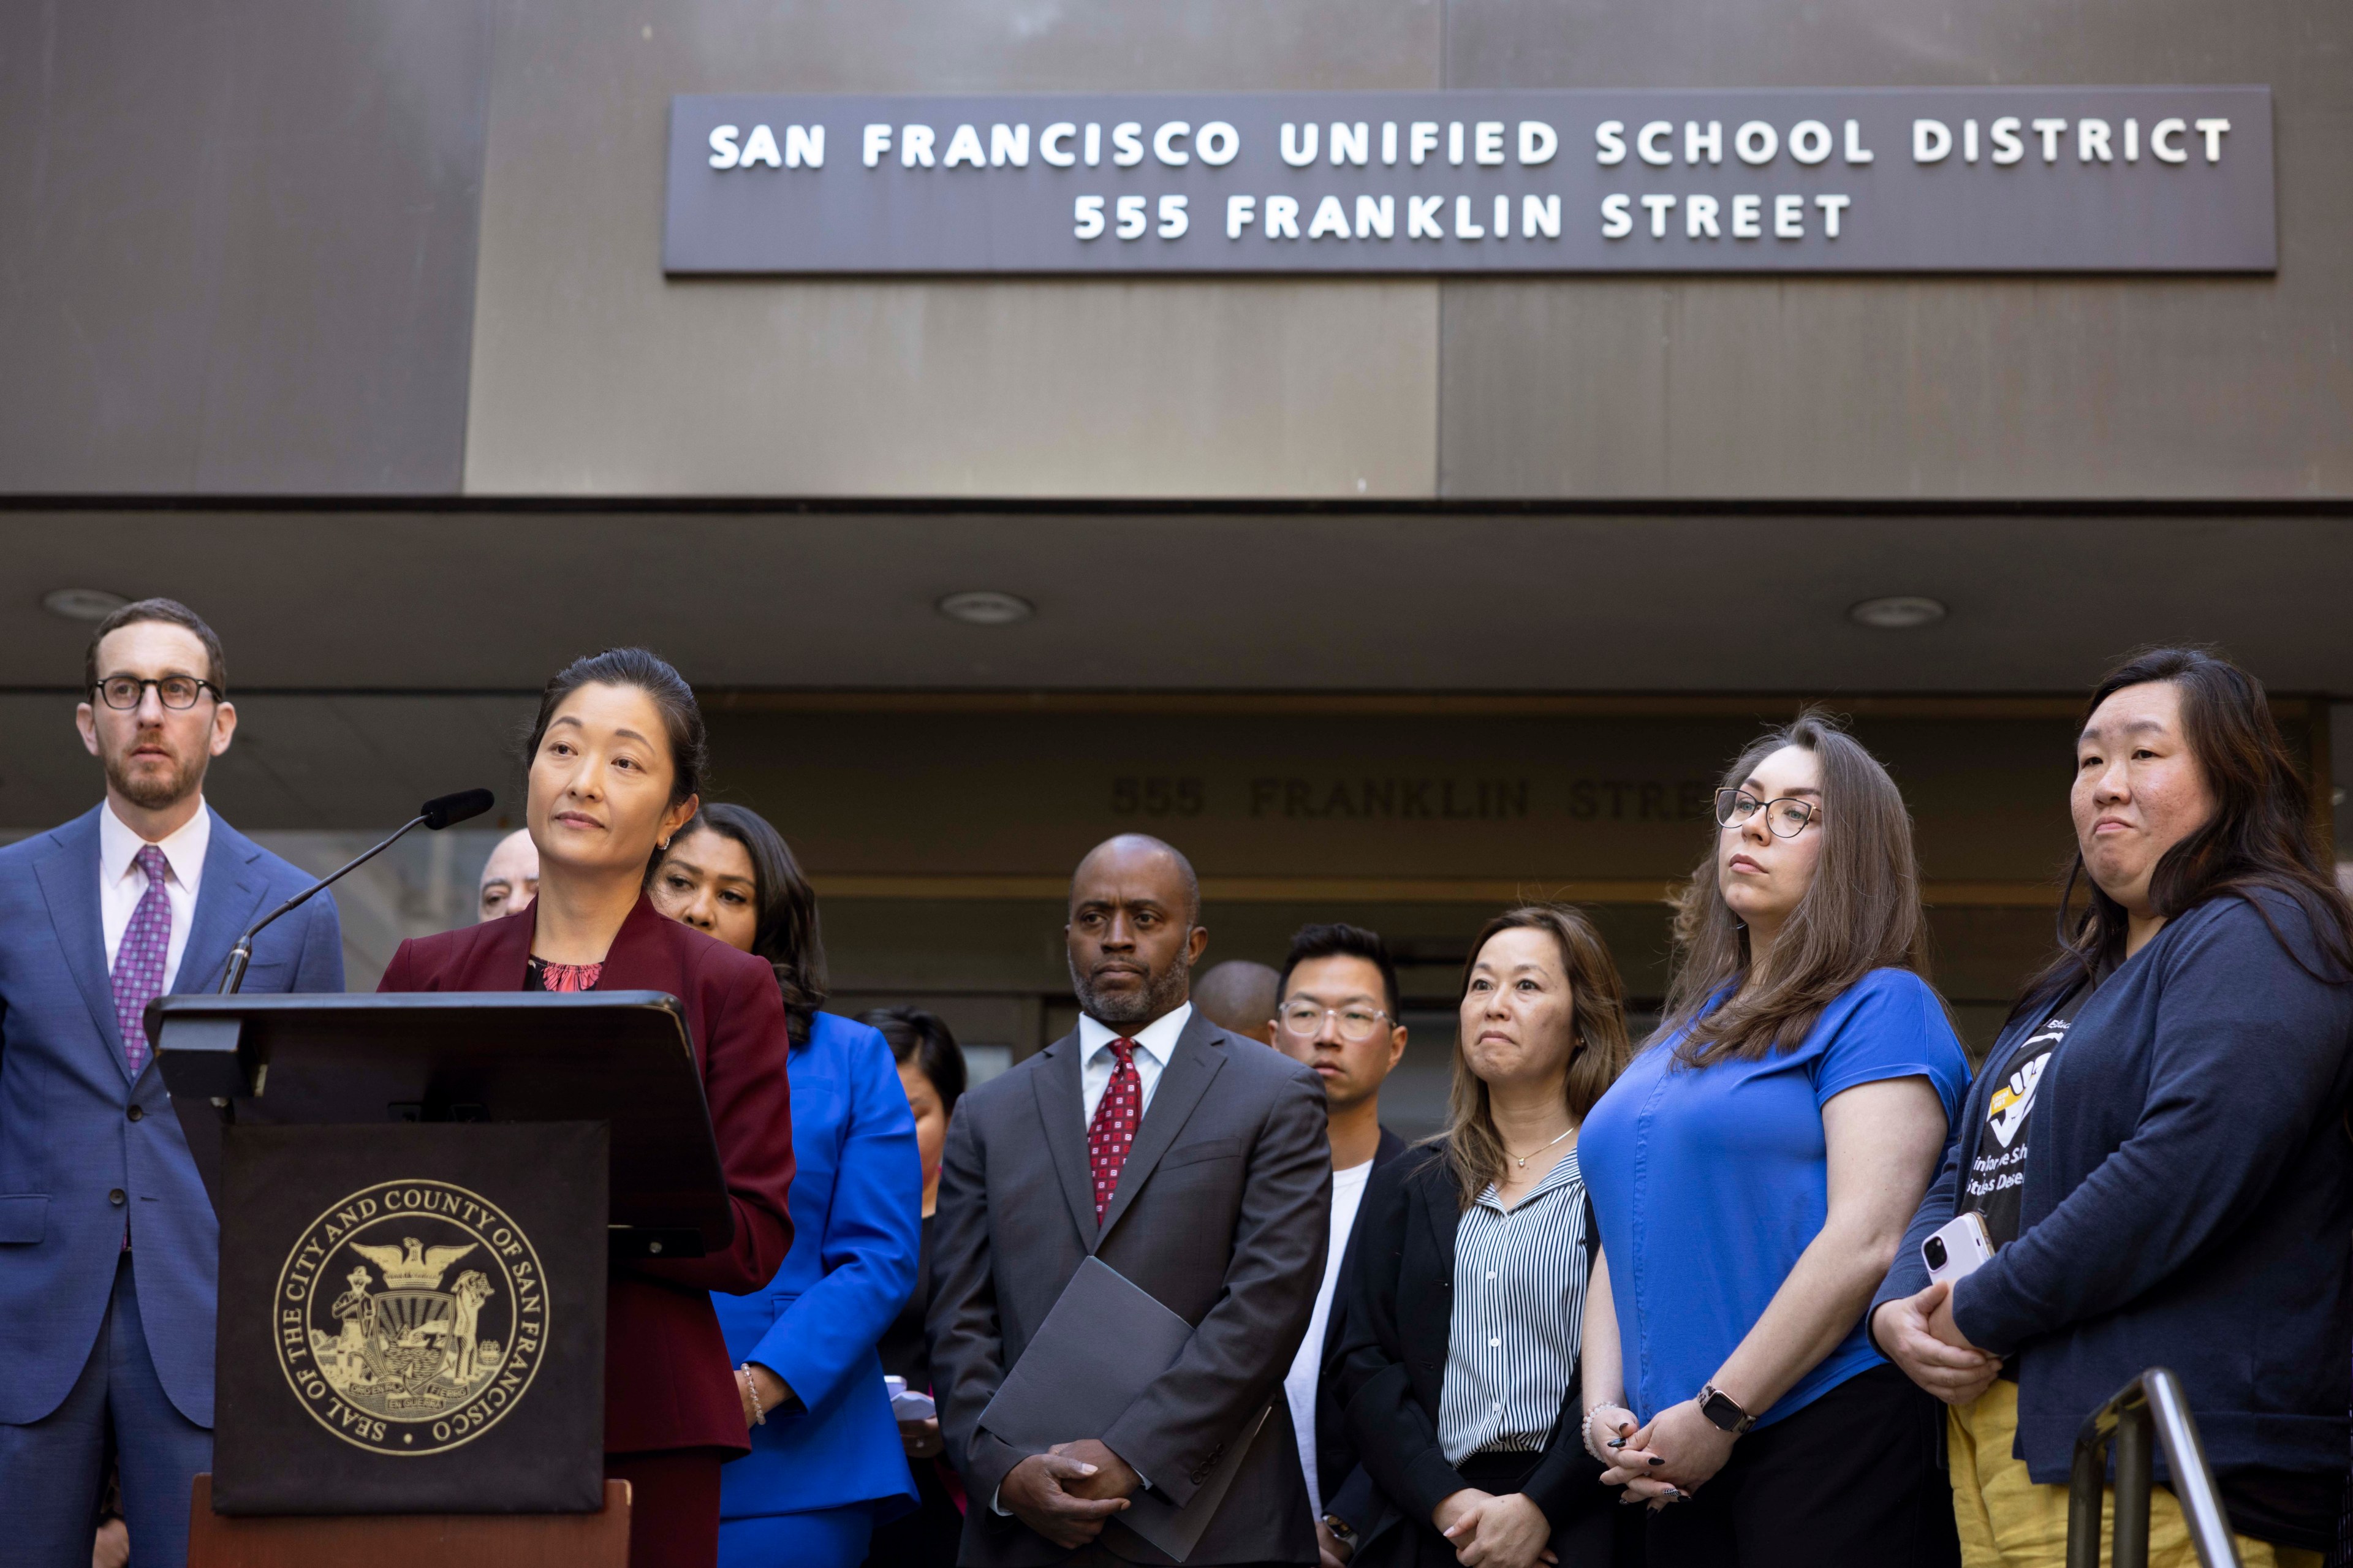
[{"left": 1696, "top": 1384, "right": 1756, "bottom": 1436}]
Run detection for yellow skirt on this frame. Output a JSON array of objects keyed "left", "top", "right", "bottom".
[{"left": 1947, "top": 1379, "right": 2322, "bottom": 1568}]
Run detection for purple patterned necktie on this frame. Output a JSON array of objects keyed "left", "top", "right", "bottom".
[{"left": 111, "top": 844, "right": 173, "bottom": 1077}]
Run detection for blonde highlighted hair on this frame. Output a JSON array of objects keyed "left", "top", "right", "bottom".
[{"left": 1442, "top": 904, "right": 1633, "bottom": 1211}]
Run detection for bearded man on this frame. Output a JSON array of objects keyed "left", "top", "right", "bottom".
[
  {"left": 926, "top": 834, "right": 1332, "bottom": 1567},
  {"left": 0, "top": 597, "right": 344, "bottom": 1568}
]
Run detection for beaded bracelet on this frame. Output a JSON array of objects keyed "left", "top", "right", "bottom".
[
  {"left": 1581, "top": 1404, "right": 1623, "bottom": 1464},
  {"left": 740, "top": 1365, "right": 767, "bottom": 1426}
]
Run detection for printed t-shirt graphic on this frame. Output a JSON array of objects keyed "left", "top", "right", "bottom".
[{"left": 1963, "top": 986, "right": 2084, "bottom": 1249}]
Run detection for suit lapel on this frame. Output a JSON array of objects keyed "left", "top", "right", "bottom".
[
  {"left": 594, "top": 897, "right": 680, "bottom": 991},
  {"left": 1412, "top": 1146, "right": 1466, "bottom": 1264},
  {"left": 176, "top": 811, "right": 273, "bottom": 998},
  {"left": 1030, "top": 1034, "right": 1101, "bottom": 1249},
  {"left": 462, "top": 903, "right": 542, "bottom": 990},
  {"left": 1094, "top": 1010, "right": 1227, "bottom": 1249},
  {"left": 31, "top": 808, "right": 126, "bottom": 1073}
]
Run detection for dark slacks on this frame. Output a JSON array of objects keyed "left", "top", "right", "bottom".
[
  {"left": 609, "top": 1449, "right": 726, "bottom": 1568},
  {"left": 1644, "top": 1362, "right": 1959, "bottom": 1568},
  {"left": 0, "top": 1253, "right": 212, "bottom": 1568},
  {"left": 862, "top": 1456, "right": 963, "bottom": 1567}
]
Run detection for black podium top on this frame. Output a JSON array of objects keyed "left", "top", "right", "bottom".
[{"left": 154, "top": 991, "right": 731, "bottom": 1257}]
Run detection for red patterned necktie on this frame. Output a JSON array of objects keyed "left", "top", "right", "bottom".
[{"left": 1086, "top": 1037, "right": 1142, "bottom": 1223}]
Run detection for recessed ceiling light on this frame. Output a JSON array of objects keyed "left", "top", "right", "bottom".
[
  {"left": 42, "top": 588, "right": 129, "bottom": 622},
  {"left": 1848, "top": 595, "right": 1947, "bottom": 631},
  {"left": 936, "top": 590, "right": 1034, "bottom": 626}
]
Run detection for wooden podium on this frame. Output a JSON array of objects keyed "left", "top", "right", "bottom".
[{"left": 188, "top": 1477, "right": 631, "bottom": 1568}]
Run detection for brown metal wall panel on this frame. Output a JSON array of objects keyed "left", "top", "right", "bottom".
[
  {"left": 459, "top": 0, "right": 1442, "bottom": 499},
  {"left": 0, "top": 2, "right": 493, "bottom": 494},
  {"left": 1436, "top": 0, "right": 2353, "bottom": 499}
]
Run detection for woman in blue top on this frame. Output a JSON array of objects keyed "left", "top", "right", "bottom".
[
  {"left": 1577, "top": 711, "right": 1970, "bottom": 1568},
  {"left": 1873, "top": 649, "right": 2353, "bottom": 1567},
  {"left": 652, "top": 804, "right": 922, "bottom": 1568}
]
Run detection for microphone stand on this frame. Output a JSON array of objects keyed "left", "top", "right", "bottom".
[
  {"left": 218, "top": 815, "right": 430, "bottom": 994},
  {"left": 216, "top": 789, "right": 496, "bottom": 994}
]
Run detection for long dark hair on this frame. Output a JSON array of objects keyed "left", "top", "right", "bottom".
[
  {"left": 673, "top": 803, "right": 827, "bottom": 1046},
  {"left": 1442, "top": 904, "right": 1632, "bottom": 1211},
  {"left": 2020, "top": 646, "right": 2353, "bottom": 1012},
  {"left": 1662, "top": 709, "right": 1934, "bottom": 1066}
]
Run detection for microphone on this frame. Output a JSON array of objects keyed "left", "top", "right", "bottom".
[
  {"left": 218, "top": 789, "right": 498, "bottom": 994},
  {"left": 419, "top": 788, "right": 496, "bottom": 830}
]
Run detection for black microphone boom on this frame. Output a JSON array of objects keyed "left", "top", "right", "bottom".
[{"left": 216, "top": 789, "right": 497, "bottom": 994}]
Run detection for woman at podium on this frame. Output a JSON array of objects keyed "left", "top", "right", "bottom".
[
  {"left": 378, "top": 648, "right": 798, "bottom": 1568},
  {"left": 651, "top": 805, "right": 923, "bottom": 1567}
]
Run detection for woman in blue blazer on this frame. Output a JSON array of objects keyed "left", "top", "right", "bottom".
[{"left": 653, "top": 804, "right": 923, "bottom": 1567}]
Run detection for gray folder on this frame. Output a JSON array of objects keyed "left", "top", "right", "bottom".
[{"left": 977, "top": 1256, "right": 1271, "bottom": 1562}]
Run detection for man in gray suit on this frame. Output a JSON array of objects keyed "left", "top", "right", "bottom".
[{"left": 929, "top": 834, "right": 1332, "bottom": 1566}]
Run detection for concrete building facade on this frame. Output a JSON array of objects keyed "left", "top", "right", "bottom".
[{"left": 5, "top": 0, "right": 2346, "bottom": 1124}]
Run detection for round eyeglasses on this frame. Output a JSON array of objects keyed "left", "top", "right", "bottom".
[
  {"left": 1714, "top": 787, "right": 1820, "bottom": 838},
  {"left": 1276, "top": 1002, "right": 1394, "bottom": 1043},
  {"left": 93, "top": 675, "right": 222, "bottom": 711}
]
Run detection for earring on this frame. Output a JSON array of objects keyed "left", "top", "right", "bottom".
[{"left": 659, "top": 839, "right": 671, "bottom": 852}]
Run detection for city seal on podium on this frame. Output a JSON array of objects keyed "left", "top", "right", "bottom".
[{"left": 273, "top": 1179, "right": 548, "bottom": 1456}]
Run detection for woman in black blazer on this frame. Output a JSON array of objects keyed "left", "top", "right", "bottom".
[{"left": 1333, "top": 906, "right": 1637, "bottom": 1568}]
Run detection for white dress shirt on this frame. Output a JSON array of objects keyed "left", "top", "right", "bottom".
[
  {"left": 1285, "top": 1156, "right": 1373, "bottom": 1511},
  {"left": 99, "top": 798, "right": 211, "bottom": 991},
  {"left": 1076, "top": 1002, "right": 1191, "bottom": 1131}
]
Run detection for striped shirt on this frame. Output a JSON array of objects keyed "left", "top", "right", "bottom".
[{"left": 1436, "top": 1146, "right": 1592, "bottom": 1464}]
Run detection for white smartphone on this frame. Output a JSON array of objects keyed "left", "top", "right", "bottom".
[
  {"left": 884, "top": 1374, "right": 936, "bottom": 1422},
  {"left": 1922, "top": 1211, "right": 1996, "bottom": 1286}
]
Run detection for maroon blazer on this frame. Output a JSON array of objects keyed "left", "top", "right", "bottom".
[{"left": 378, "top": 895, "right": 795, "bottom": 1456}]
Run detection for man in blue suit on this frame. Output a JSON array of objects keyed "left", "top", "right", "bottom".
[{"left": 0, "top": 599, "right": 344, "bottom": 1568}]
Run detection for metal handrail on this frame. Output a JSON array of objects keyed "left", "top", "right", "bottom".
[{"left": 2066, "top": 1367, "right": 2241, "bottom": 1568}]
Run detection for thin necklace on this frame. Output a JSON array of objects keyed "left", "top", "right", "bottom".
[{"left": 1506, "top": 1124, "right": 1575, "bottom": 1170}]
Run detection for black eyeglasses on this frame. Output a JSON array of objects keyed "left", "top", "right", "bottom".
[
  {"left": 1714, "top": 787, "right": 1820, "bottom": 838},
  {"left": 93, "top": 675, "right": 222, "bottom": 711}
]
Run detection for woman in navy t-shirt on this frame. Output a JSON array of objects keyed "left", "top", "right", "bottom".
[{"left": 1577, "top": 711, "right": 1969, "bottom": 1568}]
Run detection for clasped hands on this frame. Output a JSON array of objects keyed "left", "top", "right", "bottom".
[
  {"left": 1432, "top": 1487, "right": 1556, "bottom": 1568},
  {"left": 1873, "top": 1278, "right": 2003, "bottom": 1407},
  {"left": 1590, "top": 1398, "right": 1736, "bottom": 1511},
  {"left": 1002, "top": 1438, "right": 1142, "bottom": 1548}
]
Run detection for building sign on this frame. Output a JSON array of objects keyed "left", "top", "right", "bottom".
[
  {"left": 704, "top": 708, "right": 2099, "bottom": 884},
  {"left": 664, "top": 88, "right": 2272, "bottom": 275}
]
